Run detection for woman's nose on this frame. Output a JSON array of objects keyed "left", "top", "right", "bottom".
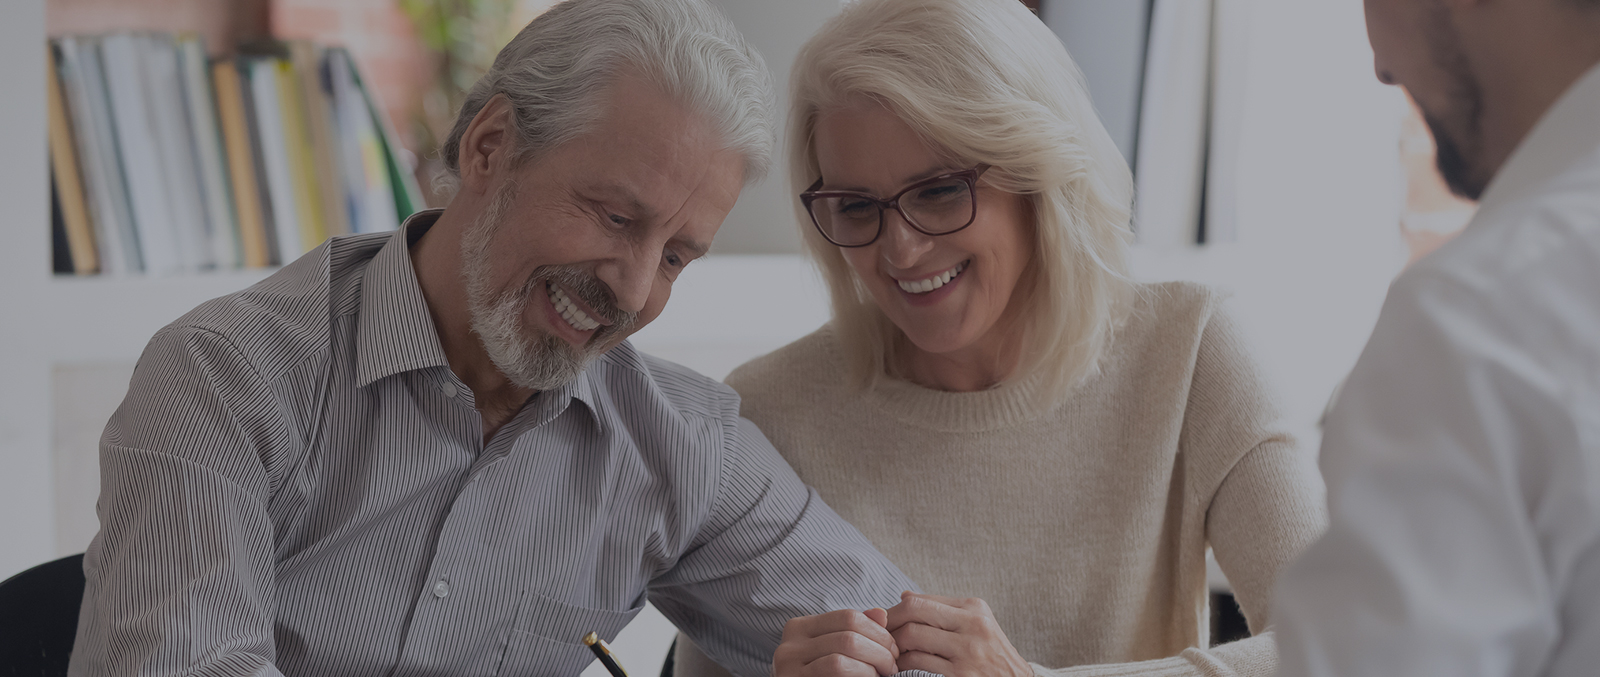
[{"left": 879, "top": 209, "right": 934, "bottom": 269}]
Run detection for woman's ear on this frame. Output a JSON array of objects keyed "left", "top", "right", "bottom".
[{"left": 457, "top": 94, "right": 517, "bottom": 197}]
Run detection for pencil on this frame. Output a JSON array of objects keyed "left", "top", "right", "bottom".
[{"left": 583, "top": 631, "right": 630, "bottom": 677}]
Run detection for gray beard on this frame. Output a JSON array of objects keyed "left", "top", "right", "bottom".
[{"left": 459, "top": 181, "right": 636, "bottom": 391}]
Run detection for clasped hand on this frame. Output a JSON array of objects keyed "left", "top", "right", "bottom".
[{"left": 772, "top": 591, "right": 1032, "bottom": 677}]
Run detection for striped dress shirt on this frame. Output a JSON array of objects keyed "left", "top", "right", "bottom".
[{"left": 70, "top": 210, "right": 913, "bottom": 677}]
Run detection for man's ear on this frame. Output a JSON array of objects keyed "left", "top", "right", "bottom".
[{"left": 458, "top": 94, "right": 517, "bottom": 197}]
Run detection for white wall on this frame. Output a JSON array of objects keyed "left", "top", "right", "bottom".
[
  {"left": 1131, "top": 0, "right": 1408, "bottom": 449},
  {"left": 1, "top": 0, "right": 52, "bottom": 579},
  {"left": 702, "top": 0, "right": 843, "bottom": 256}
]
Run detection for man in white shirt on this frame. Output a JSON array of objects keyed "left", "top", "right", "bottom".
[{"left": 1273, "top": 1, "right": 1600, "bottom": 676}]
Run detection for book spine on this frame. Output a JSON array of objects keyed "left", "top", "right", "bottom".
[
  {"left": 141, "top": 33, "right": 215, "bottom": 271},
  {"left": 212, "top": 60, "right": 271, "bottom": 269},
  {"left": 179, "top": 36, "right": 243, "bottom": 269},
  {"left": 247, "top": 57, "right": 304, "bottom": 264},
  {"left": 60, "top": 37, "right": 141, "bottom": 274},
  {"left": 275, "top": 59, "right": 329, "bottom": 254},
  {"left": 292, "top": 41, "right": 352, "bottom": 239},
  {"left": 46, "top": 43, "right": 100, "bottom": 274},
  {"left": 329, "top": 48, "right": 398, "bottom": 234},
  {"left": 100, "top": 33, "right": 183, "bottom": 275},
  {"left": 347, "top": 50, "right": 421, "bottom": 224}
]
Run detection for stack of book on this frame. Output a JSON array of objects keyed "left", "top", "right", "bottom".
[{"left": 47, "top": 33, "right": 424, "bottom": 276}]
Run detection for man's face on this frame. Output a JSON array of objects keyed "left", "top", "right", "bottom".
[
  {"left": 461, "top": 77, "right": 746, "bottom": 390},
  {"left": 1365, "top": 0, "right": 1490, "bottom": 199}
]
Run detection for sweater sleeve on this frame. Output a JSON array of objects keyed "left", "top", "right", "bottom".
[{"left": 1030, "top": 299, "right": 1327, "bottom": 677}]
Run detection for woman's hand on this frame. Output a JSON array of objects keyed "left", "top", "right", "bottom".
[
  {"left": 885, "top": 592, "right": 1033, "bottom": 677},
  {"left": 772, "top": 607, "right": 901, "bottom": 677}
]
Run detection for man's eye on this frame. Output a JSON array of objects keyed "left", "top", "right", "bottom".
[
  {"left": 608, "top": 214, "right": 629, "bottom": 227},
  {"left": 664, "top": 251, "right": 684, "bottom": 268}
]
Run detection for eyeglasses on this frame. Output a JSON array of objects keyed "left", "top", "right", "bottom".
[{"left": 800, "top": 165, "right": 990, "bottom": 247}]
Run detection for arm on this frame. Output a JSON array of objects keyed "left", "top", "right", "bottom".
[
  {"left": 69, "top": 327, "right": 291, "bottom": 677},
  {"left": 889, "top": 301, "right": 1325, "bottom": 677},
  {"left": 1272, "top": 274, "right": 1571, "bottom": 677},
  {"left": 648, "top": 417, "right": 915, "bottom": 677}
]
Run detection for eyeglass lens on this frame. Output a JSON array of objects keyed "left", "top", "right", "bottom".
[{"left": 810, "top": 176, "right": 975, "bottom": 246}]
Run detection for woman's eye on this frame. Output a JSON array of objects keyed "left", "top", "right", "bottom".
[{"left": 837, "top": 199, "right": 875, "bottom": 216}]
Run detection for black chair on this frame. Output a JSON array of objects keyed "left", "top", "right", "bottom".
[
  {"left": 659, "top": 638, "right": 675, "bottom": 677},
  {"left": 0, "top": 554, "right": 86, "bottom": 676}
]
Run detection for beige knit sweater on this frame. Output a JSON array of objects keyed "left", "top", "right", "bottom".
[{"left": 674, "top": 281, "right": 1327, "bottom": 677}]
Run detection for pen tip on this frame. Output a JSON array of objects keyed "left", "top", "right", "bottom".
[{"left": 583, "top": 632, "right": 599, "bottom": 646}]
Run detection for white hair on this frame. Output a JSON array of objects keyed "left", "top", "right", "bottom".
[
  {"left": 791, "top": 0, "right": 1138, "bottom": 399},
  {"left": 441, "top": 0, "right": 775, "bottom": 190}
]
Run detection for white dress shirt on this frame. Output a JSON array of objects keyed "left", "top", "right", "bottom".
[{"left": 1273, "top": 62, "right": 1600, "bottom": 677}]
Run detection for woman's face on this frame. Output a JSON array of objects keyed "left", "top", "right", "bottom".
[{"left": 813, "top": 100, "right": 1035, "bottom": 361}]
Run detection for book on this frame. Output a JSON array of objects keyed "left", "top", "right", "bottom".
[
  {"left": 290, "top": 41, "right": 352, "bottom": 238},
  {"left": 46, "top": 44, "right": 99, "bottom": 274},
  {"left": 140, "top": 33, "right": 214, "bottom": 271},
  {"left": 55, "top": 37, "right": 141, "bottom": 274},
  {"left": 348, "top": 52, "right": 424, "bottom": 223},
  {"left": 100, "top": 33, "right": 184, "bottom": 274},
  {"left": 275, "top": 55, "right": 329, "bottom": 255},
  {"left": 178, "top": 35, "right": 242, "bottom": 269},
  {"left": 327, "top": 48, "right": 399, "bottom": 235},
  {"left": 46, "top": 33, "right": 409, "bottom": 274},
  {"left": 244, "top": 56, "right": 304, "bottom": 264},
  {"left": 51, "top": 173, "right": 75, "bottom": 275},
  {"left": 211, "top": 60, "right": 272, "bottom": 268}
]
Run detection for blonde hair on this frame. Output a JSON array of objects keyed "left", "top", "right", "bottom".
[{"left": 790, "top": 0, "right": 1138, "bottom": 399}]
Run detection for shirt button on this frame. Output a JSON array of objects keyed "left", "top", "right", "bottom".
[
  {"left": 432, "top": 580, "right": 450, "bottom": 598},
  {"left": 438, "top": 381, "right": 458, "bottom": 398}
]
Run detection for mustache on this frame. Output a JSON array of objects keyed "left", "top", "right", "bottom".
[{"left": 528, "top": 265, "right": 639, "bottom": 334}]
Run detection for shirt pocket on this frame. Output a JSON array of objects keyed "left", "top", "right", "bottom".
[{"left": 496, "top": 591, "right": 644, "bottom": 677}]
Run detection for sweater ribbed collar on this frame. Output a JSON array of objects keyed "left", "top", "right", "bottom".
[{"left": 865, "top": 367, "right": 1054, "bottom": 433}]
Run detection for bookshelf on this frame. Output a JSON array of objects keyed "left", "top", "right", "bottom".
[{"left": 2, "top": 0, "right": 414, "bottom": 580}]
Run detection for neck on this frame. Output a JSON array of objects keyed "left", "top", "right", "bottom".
[
  {"left": 411, "top": 203, "right": 534, "bottom": 422},
  {"left": 1463, "top": 5, "right": 1600, "bottom": 182},
  {"left": 896, "top": 322, "right": 1024, "bottom": 393}
]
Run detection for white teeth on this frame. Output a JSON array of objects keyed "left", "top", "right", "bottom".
[
  {"left": 897, "top": 261, "right": 968, "bottom": 294},
  {"left": 547, "top": 284, "right": 601, "bottom": 331}
]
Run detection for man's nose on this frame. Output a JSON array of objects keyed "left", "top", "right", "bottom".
[
  {"left": 596, "top": 248, "right": 654, "bottom": 316},
  {"left": 879, "top": 208, "right": 933, "bottom": 269}
]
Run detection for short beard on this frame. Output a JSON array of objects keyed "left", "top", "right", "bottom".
[
  {"left": 1420, "top": 3, "right": 1489, "bottom": 200},
  {"left": 459, "top": 180, "right": 638, "bottom": 391}
]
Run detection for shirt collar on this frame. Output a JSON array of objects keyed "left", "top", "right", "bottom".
[
  {"left": 1475, "top": 61, "right": 1600, "bottom": 217},
  {"left": 353, "top": 209, "right": 603, "bottom": 423},
  {"left": 355, "top": 209, "right": 452, "bottom": 388}
]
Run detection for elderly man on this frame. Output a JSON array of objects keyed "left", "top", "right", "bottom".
[
  {"left": 1274, "top": 1, "right": 1600, "bottom": 676},
  {"left": 68, "top": 2, "right": 912, "bottom": 676}
]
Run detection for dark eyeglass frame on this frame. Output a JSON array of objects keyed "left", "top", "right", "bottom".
[{"left": 799, "top": 164, "right": 991, "bottom": 248}]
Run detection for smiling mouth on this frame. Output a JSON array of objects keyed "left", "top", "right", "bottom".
[
  {"left": 546, "top": 281, "right": 602, "bottom": 332},
  {"left": 896, "top": 260, "right": 969, "bottom": 294}
]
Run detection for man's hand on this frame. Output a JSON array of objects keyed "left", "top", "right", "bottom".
[
  {"left": 885, "top": 592, "right": 1032, "bottom": 677},
  {"left": 772, "top": 607, "right": 901, "bottom": 677}
]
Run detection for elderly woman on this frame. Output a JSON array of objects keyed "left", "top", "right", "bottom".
[{"left": 674, "top": 0, "right": 1326, "bottom": 675}]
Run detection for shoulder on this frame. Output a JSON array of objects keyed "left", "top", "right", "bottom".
[
  {"left": 1110, "top": 281, "right": 1233, "bottom": 367},
  {"left": 1390, "top": 191, "right": 1600, "bottom": 377},
  {"left": 156, "top": 233, "right": 387, "bottom": 383},
  {"left": 724, "top": 324, "right": 845, "bottom": 408},
  {"left": 589, "top": 341, "right": 743, "bottom": 427}
]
